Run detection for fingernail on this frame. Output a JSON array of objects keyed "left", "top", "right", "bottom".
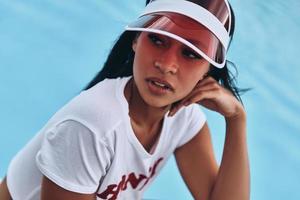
[{"left": 170, "top": 109, "right": 177, "bottom": 116}]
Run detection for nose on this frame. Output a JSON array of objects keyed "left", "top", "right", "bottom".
[{"left": 154, "top": 47, "right": 179, "bottom": 75}]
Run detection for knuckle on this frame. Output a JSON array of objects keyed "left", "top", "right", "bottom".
[
  {"left": 207, "top": 76, "right": 214, "bottom": 81},
  {"left": 216, "top": 88, "right": 223, "bottom": 95},
  {"left": 212, "top": 82, "right": 219, "bottom": 88}
]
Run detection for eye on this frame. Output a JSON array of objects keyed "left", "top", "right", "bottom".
[
  {"left": 182, "top": 48, "right": 203, "bottom": 60},
  {"left": 148, "top": 34, "right": 164, "bottom": 46}
]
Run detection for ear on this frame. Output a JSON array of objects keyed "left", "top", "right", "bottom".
[
  {"left": 132, "top": 38, "right": 137, "bottom": 52},
  {"left": 132, "top": 32, "right": 142, "bottom": 52}
]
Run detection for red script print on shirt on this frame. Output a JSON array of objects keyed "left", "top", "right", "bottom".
[{"left": 97, "top": 157, "right": 163, "bottom": 200}]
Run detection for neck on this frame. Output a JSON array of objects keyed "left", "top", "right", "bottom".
[{"left": 125, "top": 78, "right": 170, "bottom": 129}]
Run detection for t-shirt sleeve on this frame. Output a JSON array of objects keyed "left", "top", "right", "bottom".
[
  {"left": 36, "top": 119, "right": 111, "bottom": 194},
  {"left": 176, "top": 104, "right": 207, "bottom": 148}
]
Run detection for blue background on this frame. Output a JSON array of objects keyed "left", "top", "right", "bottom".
[{"left": 1, "top": 0, "right": 300, "bottom": 199}]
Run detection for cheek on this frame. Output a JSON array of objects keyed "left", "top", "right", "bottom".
[
  {"left": 132, "top": 54, "right": 149, "bottom": 78},
  {"left": 178, "top": 79, "right": 198, "bottom": 97},
  {"left": 133, "top": 44, "right": 151, "bottom": 70},
  {"left": 177, "top": 63, "right": 209, "bottom": 94},
  {"left": 181, "top": 63, "right": 209, "bottom": 81}
]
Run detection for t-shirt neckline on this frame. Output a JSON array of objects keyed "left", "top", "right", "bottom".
[{"left": 116, "top": 76, "right": 169, "bottom": 159}]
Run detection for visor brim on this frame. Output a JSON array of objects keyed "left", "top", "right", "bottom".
[{"left": 126, "top": 13, "right": 226, "bottom": 68}]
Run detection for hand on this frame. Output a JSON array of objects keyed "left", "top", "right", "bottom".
[{"left": 168, "top": 77, "right": 245, "bottom": 119}]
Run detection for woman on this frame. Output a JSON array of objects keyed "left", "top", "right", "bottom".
[{"left": 0, "top": 0, "right": 250, "bottom": 199}]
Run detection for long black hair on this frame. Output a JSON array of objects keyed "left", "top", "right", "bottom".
[{"left": 83, "top": 0, "right": 246, "bottom": 102}]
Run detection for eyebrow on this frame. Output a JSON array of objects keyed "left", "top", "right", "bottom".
[
  {"left": 153, "top": 33, "right": 209, "bottom": 50},
  {"left": 186, "top": 38, "right": 208, "bottom": 49}
]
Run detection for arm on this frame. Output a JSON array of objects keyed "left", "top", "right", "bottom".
[
  {"left": 171, "top": 77, "right": 250, "bottom": 200},
  {"left": 41, "top": 176, "right": 96, "bottom": 200},
  {"left": 0, "top": 176, "right": 12, "bottom": 200},
  {"left": 174, "top": 123, "right": 218, "bottom": 200},
  {"left": 175, "top": 112, "right": 249, "bottom": 200},
  {"left": 36, "top": 120, "right": 109, "bottom": 200},
  {"left": 209, "top": 111, "right": 249, "bottom": 200}
]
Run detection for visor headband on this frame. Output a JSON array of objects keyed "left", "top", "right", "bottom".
[{"left": 141, "top": 0, "right": 231, "bottom": 50}]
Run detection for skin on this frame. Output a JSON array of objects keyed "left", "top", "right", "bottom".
[
  {"left": 0, "top": 177, "right": 12, "bottom": 200},
  {"left": 127, "top": 32, "right": 211, "bottom": 150},
  {"left": 0, "top": 32, "right": 250, "bottom": 199},
  {"left": 130, "top": 32, "right": 250, "bottom": 200}
]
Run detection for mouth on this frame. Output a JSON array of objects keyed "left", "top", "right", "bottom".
[{"left": 146, "top": 77, "right": 174, "bottom": 92}]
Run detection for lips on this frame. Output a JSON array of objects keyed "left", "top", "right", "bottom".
[{"left": 146, "top": 77, "right": 174, "bottom": 91}]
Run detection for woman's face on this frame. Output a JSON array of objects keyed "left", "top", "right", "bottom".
[{"left": 132, "top": 32, "right": 210, "bottom": 108}]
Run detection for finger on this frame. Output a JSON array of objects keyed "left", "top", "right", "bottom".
[
  {"left": 181, "top": 83, "right": 220, "bottom": 106},
  {"left": 195, "top": 82, "right": 220, "bottom": 91},
  {"left": 168, "top": 102, "right": 179, "bottom": 116},
  {"left": 198, "top": 99, "right": 217, "bottom": 110},
  {"left": 168, "top": 102, "right": 184, "bottom": 116},
  {"left": 183, "top": 89, "right": 220, "bottom": 106},
  {"left": 196, "top": 76, "right": 217, "bottom": 87},
  {"left": 170, "top": 88, "right": 221, "bottom": 116},
  {"left": 168, "top": 103, "right": 178, "bottom": 115},
  {"left": 169, "top": 78, "right": 220, "bottom": 117},
  {"left": 169, "top": 97, "right": 191, "bottom": 116},
  {"left": 169, "top": 87, "right": 216, "bottom": 117}
]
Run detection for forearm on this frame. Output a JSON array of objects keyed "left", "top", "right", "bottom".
[{"left": 209, "top": 111, "right": 250, "bottom": 200}]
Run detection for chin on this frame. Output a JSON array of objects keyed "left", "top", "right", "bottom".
[
  {"left": 134, "top": 78, "right": 181, "bottom": 109},
  {"left": 141, "top": 93, "right": 173, "bottom": 109}
]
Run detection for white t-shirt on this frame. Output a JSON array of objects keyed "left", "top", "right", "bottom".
[{"left": 7, "top": 76, "right": 206, "bottom": 200}]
